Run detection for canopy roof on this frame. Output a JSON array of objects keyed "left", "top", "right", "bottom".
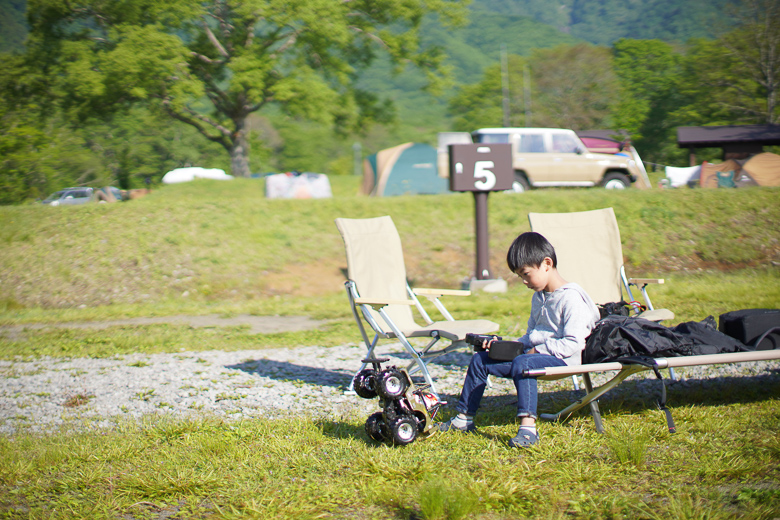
[{"left": 677, "top": 125, "right": 780, "bottom": 149}]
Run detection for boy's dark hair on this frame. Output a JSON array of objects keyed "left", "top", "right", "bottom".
[{"left": 506, "top": 232, "right": 557, "bottom": 272}]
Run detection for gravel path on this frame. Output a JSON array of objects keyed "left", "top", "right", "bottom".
[{"left": 1, "top": 343, "right": 779, "bottom": 436}]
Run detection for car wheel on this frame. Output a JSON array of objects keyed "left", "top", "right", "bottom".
[
  {"left": 511, "top": 171, "right": 530, "bottom": 193},
  {"left": 365, "top": 412, "right": 389, "bottom": 442},
  {"left": 353, "top": 369, "right": 378, "bottom": 399},
  {"left": 602, "top": 172, "right": 630, "bottom": 190},
  {"left": 388, "top": 415, "right": 418, "bottom": 445},
  {"left": 376, "top": 368, "right": 408, "bottom": 400}
]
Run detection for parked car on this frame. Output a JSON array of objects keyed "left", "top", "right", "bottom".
[
  {"left": 40, "top": 187, "right": 94, "bottom": 206},
  {"left": 471, "top": 128, "right": 645, "bottom": 192}
]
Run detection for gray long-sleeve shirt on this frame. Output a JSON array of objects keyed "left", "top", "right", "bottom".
[{"left": 518, "top": 282, "right": 600, "bottom": 365}]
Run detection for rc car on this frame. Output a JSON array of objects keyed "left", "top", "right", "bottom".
[{"left": 353, "top": 357, "right": 443, "bottom": 445}]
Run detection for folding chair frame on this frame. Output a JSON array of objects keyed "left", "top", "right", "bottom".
[
  {"left": 344, "top": 280, "right": 468, "bottom": 398},
  {"left": 525, "top": 349, "right": 780, "bottom": 433}
]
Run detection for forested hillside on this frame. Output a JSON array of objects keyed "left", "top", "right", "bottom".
[
  {"left": 472, "top": 0, "right": 732, "bottom": 44},
  {"left": 0, "top": 0, "right": 25, "bottom": 52},
  {"left": 0, "top": 0, "right": 730, "bottom": 54}
]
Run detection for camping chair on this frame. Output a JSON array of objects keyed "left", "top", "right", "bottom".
[
  {"left": 335, "top": 216, "right": 499, "bottom": 398},
  {"left": 528, "top": 207, "right": 676, "bottom": 388},
  {"left": 528, "top": 207, "right": 673, "bottom": 322}
]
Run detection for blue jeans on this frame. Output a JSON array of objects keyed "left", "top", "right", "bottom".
[{"left": 455, "top": 351, "right": 568, "bottom": 419}]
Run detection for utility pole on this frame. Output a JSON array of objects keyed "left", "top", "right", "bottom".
[
  {"left": 523, "top": 64, "right": 532, "bottom": 127},
  {"left": 500, "top": 44, "right": 511, "bottom": 127},
  {"left": 352, "top": 142, "right": 362, "bottom": 176}
]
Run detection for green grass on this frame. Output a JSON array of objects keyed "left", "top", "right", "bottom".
[
  {"left": 0, "top": 180, "right": 779, "bottom": 518},
  {"left": 0, "top": 402, "right": 778, "bottom": 519}
]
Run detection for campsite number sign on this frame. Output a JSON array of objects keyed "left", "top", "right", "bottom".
[
  {"left": 448, "top": 143, "right": 513, "bottom": 192},
  {"left": 448, "top": 143, "right": 513, "bottom": 281}
]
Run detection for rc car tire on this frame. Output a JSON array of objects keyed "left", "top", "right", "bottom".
[
  {"left": 377, "top": 368, "right": 408, "bottom": 399},
  {"left": 389, "top": 415, "right": 418, "bottom": 445},
  {"left": 365, "top": 412, "right": 389, "bottom": 442},
  {"left": 354, "top": 369, "right": 378, "bottom": 399}
]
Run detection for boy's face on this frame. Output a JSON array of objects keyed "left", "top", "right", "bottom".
[{"left": 515, "top": 257, "right": 554, "bottom": 292}]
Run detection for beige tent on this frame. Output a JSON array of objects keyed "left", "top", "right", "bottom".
[{"left": 742, "top": 152, "right": 780, "bottom": 186}]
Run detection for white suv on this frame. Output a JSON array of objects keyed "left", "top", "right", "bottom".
[{"left": 472, "top": 128, "right": 645, "bottom": 192}]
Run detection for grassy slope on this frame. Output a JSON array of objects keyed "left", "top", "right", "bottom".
[
  {"left": 1, "top": 180, "right": 778, "bottom": 300},
  {"left": 2, "top": 179, "right": 778, "bottom": 309},
  {"left": 0, "top": 179, "right": 778, "bottom": 359}
]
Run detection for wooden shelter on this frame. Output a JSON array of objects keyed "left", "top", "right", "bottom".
[{"left": 677, "top": 125, "right": 780, "bottom": 166}]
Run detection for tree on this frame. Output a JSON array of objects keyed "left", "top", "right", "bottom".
[
  {"left": 528, "top": 43, "right": 618, "bottom": 130},
  {"left": 611, "top": 38, "right": 682, "bottom": 164},
  {"left": 25, "top": 0, "right": 467, "bottom": 177},
  {"left": 447, "top": 55, "right": 522, "bottom": 131},
  {"left": 672, "top": 0, "right": 780, "bottom": 126},
  {"left": 449, "top": 43, "right": 619, "bottom": 132},
  {"left": 716, "top": 0, "right": 780, "bottom": 124},
  {"left": 0, "top": 52, "right": 112, "bottom": 203}
]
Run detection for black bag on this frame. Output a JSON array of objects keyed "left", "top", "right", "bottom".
[
  {"left": 584, "top": 315, "right": 750, "bottom": 365},
  {"left": 597, "top": 300, "right": 642, "bottom": 319},
  {"left": 719, "top": 309, "right": 780, "bottom": 351}
]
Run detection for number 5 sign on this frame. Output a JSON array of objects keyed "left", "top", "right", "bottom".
[
  {"left": 448, "top": 144, "right": 513, "bottom": 192},
  {"left": 447, "top": 143, "right": 513, "bottom": 282}
]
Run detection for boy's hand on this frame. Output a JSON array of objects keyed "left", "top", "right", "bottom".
[
  {"left": 482, "top": 336, "right": 500, "bottom": 351},
  {"left": 526, "top": 347, "right": 537, "bottom": 354}
]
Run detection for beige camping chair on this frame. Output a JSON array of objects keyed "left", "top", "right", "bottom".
[
  {"left": 528, "top": 207, "right": 676, "bottom": 388},
  {"left": 335, "top": 216, "right": 499, "bottom": 397},
  {"left": 528, "top": 207, "right": 673, "bottom": 322}
]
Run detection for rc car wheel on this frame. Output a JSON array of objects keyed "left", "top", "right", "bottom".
[
  {"left": 353, "top": 369, "right": 378, "bottom": 399},
  {"left": 377, "top": 368, "right": 408, "bottom": 399},
  {"left": 365, "top": 412, "right": 389, "bottom": 442},
  {"left": 389, "top": 415, "right": 418, "bottom": 445}
]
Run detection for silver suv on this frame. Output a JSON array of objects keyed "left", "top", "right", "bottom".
[
  {"left": 472, "top": 128, "right": 646, "bottom": 192},
  {"left": 41, "top": 187, "right": 94, "bottom": 206}
]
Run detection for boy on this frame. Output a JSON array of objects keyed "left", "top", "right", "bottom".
[{"left": 440, "top": 232, "right": 600, "bottom": 447}]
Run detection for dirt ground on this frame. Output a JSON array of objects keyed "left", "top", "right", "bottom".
[{"left": 0, "top": 314, "right": 327, "bottom": 340}]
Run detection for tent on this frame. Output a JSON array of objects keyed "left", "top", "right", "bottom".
[
  {"left": 698, "top": 153, "right": 780, "bottom": 188},
  {"left": 162, "top": 167, "right": 233, "bottom": 184},
  {"left": 265, "top": 172, "right": 332, "bottom": 199},
  {"left": 742, "top": 152, "right": 780, "bottom": 186},
  {"left": 362, "top": 143, "right": 449, "bottom": 196},
  {"left": 699, "top": 160, "right": 746, "bottom": 188}
]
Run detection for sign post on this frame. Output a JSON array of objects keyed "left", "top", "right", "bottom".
[{"left": 449, "top": 143, "right": 513, "bottom": 288}]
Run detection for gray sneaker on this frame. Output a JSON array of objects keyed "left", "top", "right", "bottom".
[
  {"left": 439, "top": 416, "right": 476, "bottom": 433},
  {"left": 508, "top": 428, "right": 539, "bottom": 448}
]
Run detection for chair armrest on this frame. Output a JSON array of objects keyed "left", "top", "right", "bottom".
[
  {"left": 628, "top": 278, "right": 664, "bottom": 285},
  {"left": 413, "top": 288, "right": 472, "bottom": 297},
  {"left": 411, "top": 288, "right": 470, "bottom": 323},
  {"left": 355, "top": 297, "right": 415, "bottom": 307}
]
